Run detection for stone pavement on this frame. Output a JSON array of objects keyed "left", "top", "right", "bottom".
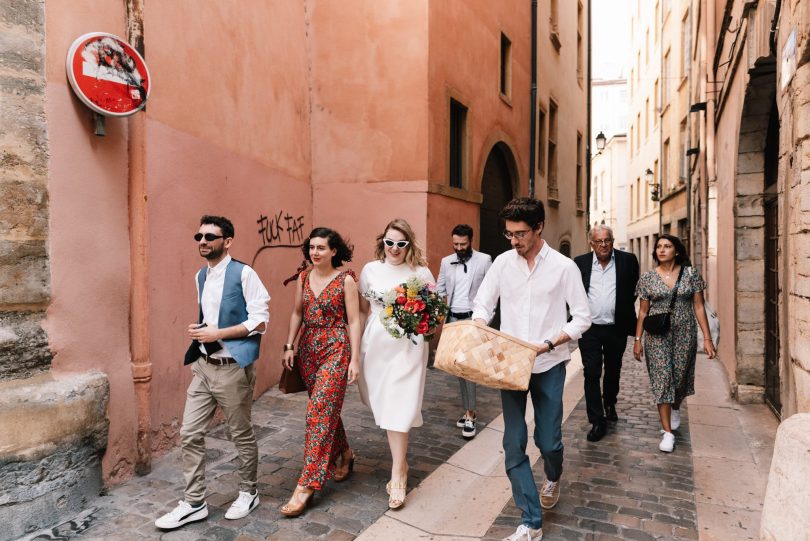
[
  {"left": 21, "top": 340, "right": 778, "bottom": 541},
  {"left": 483, "top": 339, "right": 699, "bottom": 541},
  {"left": 26, "top": 365, "right": 504, "bottom": 541}
]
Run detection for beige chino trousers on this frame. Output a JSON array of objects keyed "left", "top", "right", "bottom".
[{"left": 181, "top": 358, "right": 257, "bottom": 503}]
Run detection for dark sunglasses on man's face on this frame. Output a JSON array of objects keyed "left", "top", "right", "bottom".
[
  {"left": 383, "top": 238, "right": 410, "bottom": 249},
  {"left": 194, "top": 233, "right": 224, "bottom": 242}
]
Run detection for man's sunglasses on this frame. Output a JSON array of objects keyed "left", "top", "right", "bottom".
[
  {"left": 194, "top": 233, "right": 224, "bottom": 242},
  {"left": 383, "top": 238, "right": 410, "bottom": 249}
]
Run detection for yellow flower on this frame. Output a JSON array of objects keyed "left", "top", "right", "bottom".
[
  {"left": 406, "top": 288, "right": 418, "bottom": 298},
  {"left": 384, "top": 305, "right": 394, "bottom": 317}
]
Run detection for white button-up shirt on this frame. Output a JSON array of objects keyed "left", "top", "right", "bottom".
[
  {"left": 450, "top": 262, "right": 473, "bottom": 312},
  {"left": 588, "top": 251, "right": 616, "bottom": 325},
  {"left": 473, "top": 241, "right": 591, "bottom": 373},
  {"left": 196, "top": 255, "right": 270, "bottom": 358}
]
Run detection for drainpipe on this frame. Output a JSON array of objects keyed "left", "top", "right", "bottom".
[
  {"left": 586, "top": 0, "right": 592, "bottom": 228},
  {"left": 686, "top": 5, "right": 692, "bottom": 253},
  {"left": 126, "top": 0, "right": 152, "bottom": 476},
  {"left": 528, "top": 0, "right": 538, "bottom": 196},
  {"left": 657, "top": 0, "right": 664, "bottom": 235}
]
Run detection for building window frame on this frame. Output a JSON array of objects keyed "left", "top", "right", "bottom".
[
  {"left": 500, "top": 31, "right": 513, "bottom": 103},
  {"left": 548, "top": 98, "right": 559, "bottom": 202},
  {"left": 449, "top": 98, "right": 468, "bottom": 189}
]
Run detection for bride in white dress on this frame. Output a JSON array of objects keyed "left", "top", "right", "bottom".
[{"left": 358, "top": 218, "right": 434, "bottom": 510}]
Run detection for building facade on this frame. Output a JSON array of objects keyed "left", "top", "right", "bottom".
[
  {"left": 684, "top": 0, "right": 810, "bottom": 535},
  {"left": 590, "top": 134, "right": 630, "bottom": 249},
  {"left": 0, "top": 1, "right": 588, "bottom": 537},
  {"left": 626, "top": 0, "right": 664, "bottom": 273},
  {"left": 689, "top": 0, "right": 809, "bottom": 418}
]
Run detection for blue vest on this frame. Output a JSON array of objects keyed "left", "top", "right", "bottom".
[{"left": 195, "top": 259, "right": 261, "bottom": 367}]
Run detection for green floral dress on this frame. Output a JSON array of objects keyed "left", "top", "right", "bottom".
[{"left": 636, "top": 266, "right": 706, "bottom": 404}]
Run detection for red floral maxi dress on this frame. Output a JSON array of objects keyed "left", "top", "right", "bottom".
[{"left": 296, "top": 268, "right": 356, "bottom": 490}]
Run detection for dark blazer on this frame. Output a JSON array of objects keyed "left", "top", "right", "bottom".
[{"left": 574, "top": 249, "right": 640, "bottom": 336}]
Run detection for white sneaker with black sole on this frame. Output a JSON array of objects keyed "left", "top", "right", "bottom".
[
  {"left": 225, "top": 490, "right": 260, "bottom": 520},
  {"left": 462, "top": 418, "right": 477, "bottom": 439},
  {"left": 155, "top": 501, "right": 208, "bottom": 529},
  {"left": 456, "top": 416, "right": 466, "bottom": 428}
]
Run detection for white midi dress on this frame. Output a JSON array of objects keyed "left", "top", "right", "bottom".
[{"left": 358, "top": 260, "right": 435, "bottom": 432}]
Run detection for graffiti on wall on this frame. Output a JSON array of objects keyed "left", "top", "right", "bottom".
[{"left": 251, "top": 211, "right": 306, "bottom": 266}]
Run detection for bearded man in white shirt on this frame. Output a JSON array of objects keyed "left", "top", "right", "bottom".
[
  {"left": 473, "top": 198, "right": 591, "bottom": 541},
  {"left": 156, "top": 215, "right": 271, "bottom": 530}
]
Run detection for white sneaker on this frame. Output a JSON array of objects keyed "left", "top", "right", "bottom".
[
  {"left": 671, "top": 409, "right": 681, "bottom": 430},
  {"left": 502, "top": 523, "right": 543, "bottom": 541},
  {"left": 659, "top": 431, "right": 675, "bottom": 453},
  {"left": 225, "top": 490, "right": 260, "bottom": 520},
  {"left": 155, "top": 500, "right": 208, "bottom": 529}
]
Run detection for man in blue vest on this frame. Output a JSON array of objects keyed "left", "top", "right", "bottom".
[{"left": 156, "top": 215, "right": 270, "bottom": 530}]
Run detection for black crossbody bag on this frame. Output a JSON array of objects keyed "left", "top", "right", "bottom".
[{"left": 643, "top": 266, "right": 685, "bottom": 335}]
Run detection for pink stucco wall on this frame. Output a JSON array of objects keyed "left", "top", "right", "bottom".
[
  {"left": 713, "top": 62, "right": 745, "bottom": 384},
  {"left": 44, "top": 1, "right": 313, "bottom": 480},
  {"left": 44, "top": 1, "right": 137, "bottom": 481}
]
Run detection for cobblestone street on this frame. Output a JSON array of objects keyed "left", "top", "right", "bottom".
[
  {"left": 29, "top": 342, "right": 708, "bottom": 541},
  {"left": 483, "top": 341, "right": 699, "bottom": 541},
  {"left": 40, "top": 366, "right": 504, "bottom": 541}
]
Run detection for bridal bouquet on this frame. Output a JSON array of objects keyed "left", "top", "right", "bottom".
[{"left": 367, "top": 276, "right": 448, "bottom": 342}]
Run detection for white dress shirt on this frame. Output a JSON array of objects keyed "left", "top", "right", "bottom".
[
  {"left": 588, "top": 251, "right": 616, "bottom": 325},
  {"left": 196, "top": 255, "right": 270, "bottom": 358},
  {"left": 450, "top": 263, "right": 473, "bottom": 312},
  {"left": 473, "top": 242, "right": 591, "bottom": 373}
]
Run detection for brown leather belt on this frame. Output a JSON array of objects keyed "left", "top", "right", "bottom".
[{"left": 202, "top": 355, "right": 237, "bottom": 366}]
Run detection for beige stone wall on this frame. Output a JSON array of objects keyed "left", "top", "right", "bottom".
[
  {"left": 0, "top": 0, "right": 52, "bottom": 380},
  {"left": 778, "top": 0, "right": 810, "bottom": 416}
]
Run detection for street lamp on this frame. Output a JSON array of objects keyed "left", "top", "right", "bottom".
[
  {"left": 595, "top": 131, "right": 606, "bottom": 153},
  {"left": 646, "top": 168, "right": 660, "bottom": 202}
]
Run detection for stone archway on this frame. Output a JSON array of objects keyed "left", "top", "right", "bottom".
[
  {"left": 733, "top": 58, "right": 779, "bottom": 409},
  {"left": 479, "top": 142, "right": 518, "bottom": 259}
]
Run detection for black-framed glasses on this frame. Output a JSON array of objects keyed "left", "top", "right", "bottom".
[
  {"left": 194, "top": 233, "right": 224, "bottom": 242},
  {"left": 502, "top": 230, "right": 532, "bottom": 240},
  {"left": 383, "top": 238, "right": 410, "bottom": 249},
  {"left": 591, "top": 239, "right": 614, "bottom": 246}
]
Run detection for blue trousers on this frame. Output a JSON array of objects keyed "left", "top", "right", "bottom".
[{"left": 501, "top": 362, "right": 566, "bottom": 529}]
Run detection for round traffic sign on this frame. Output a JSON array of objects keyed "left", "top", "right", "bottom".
[{"left": 66, "top": 32, "right": 151, "bottom": 117}]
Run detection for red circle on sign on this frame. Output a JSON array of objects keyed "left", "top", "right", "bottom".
[{"left": 66, "top": 32, "right": 151, "bottom": 117}]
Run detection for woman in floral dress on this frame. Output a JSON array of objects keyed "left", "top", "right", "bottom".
[
  {"left": 633, "top": 235, "right": 716, "bottom": 453},
  {"left": 280, "top": 228, "right": 361, "bottom": 517}
]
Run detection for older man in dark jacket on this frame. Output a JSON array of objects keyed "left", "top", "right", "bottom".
[{"left": 574, "top": 225, "right": 639, "bottom": 442}]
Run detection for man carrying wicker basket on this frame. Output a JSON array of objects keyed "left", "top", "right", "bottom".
[{"left": 472, "top": 198, "right": 591, "bottom": 541}]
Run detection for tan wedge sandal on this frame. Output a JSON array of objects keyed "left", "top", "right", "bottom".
[{"left": 280, "top": 485, "right": 314, "bottom": 517}]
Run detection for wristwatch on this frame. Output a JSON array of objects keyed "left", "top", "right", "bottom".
[
  {"left": 634, "top": 336, "right": 642, "bottom": 341},
  {"left": 543, "top": 339, "right": 555, "bottom": 352}
]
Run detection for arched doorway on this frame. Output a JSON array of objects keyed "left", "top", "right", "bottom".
[
  {"left": 479, "top": 142, "right": 517, "bottom": 259},
  {"left": 479, "top": 143, "right": 517, "bottom": 330},
  {"left": 734, "top": 58, "right": 781, "bottom": 415}
]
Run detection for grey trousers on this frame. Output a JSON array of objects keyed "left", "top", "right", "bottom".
[
  {"left": 181, "top": 359, "right": 257, "bottom": 503},
  {"left": 448, "top": 314, "right": 477, "bottom": 412}
]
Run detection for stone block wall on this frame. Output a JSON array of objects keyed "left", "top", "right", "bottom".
[
  {"left": 0, "top": 0, "right": 51, "bottom": 379},
  {"left": 0, "top": 3, "right": 111, "bottom": 540}
]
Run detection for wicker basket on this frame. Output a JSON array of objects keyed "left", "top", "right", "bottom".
[{"left": 434, "top": 320, "right": 542, "bottom": 391}]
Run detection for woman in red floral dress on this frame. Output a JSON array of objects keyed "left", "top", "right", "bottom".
[{"left": 280, "top": 228, "right": 361, "bottom": 517}]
